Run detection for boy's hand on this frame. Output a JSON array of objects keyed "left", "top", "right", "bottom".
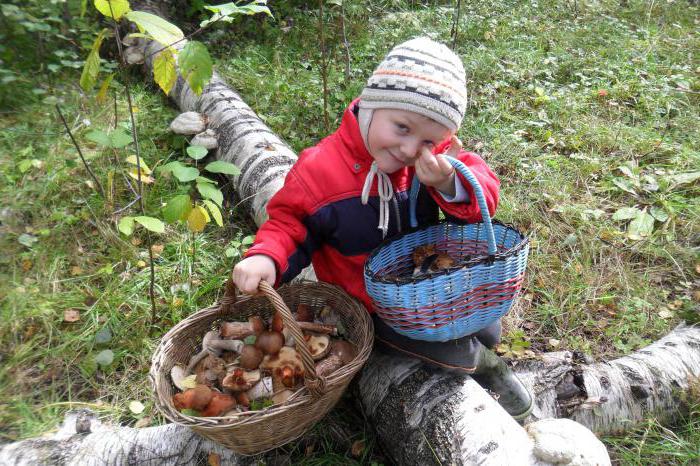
[
  {"left": 415, "top": 136, "right": 462, "bottom": 196},
  {"left": 232, "top": 254, "right": 277, "bottom": 295}
]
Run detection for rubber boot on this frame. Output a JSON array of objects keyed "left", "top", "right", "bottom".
[{"left": 471, "top": 344, "right": 533, "bottom": 420}]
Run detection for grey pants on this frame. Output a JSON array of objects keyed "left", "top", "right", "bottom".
[{"left": 372, "top": 315, "right": 502, "bottom": 373}]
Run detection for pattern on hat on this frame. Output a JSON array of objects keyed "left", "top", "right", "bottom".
[{"left": 359, "top": 37, "right": 467, "bottom": 131}]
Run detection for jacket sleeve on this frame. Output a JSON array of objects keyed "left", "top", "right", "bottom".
[
  {"left": 243, "top": 164, "right": 319, "bottom": 285},
  {"left": 425, "top": 141, "right": 500, "bottom": 223}
]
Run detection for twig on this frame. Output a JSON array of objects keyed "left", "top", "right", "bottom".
[
  {"left": 112, "top": 195, "right": 141, "bottom": 215},
  {"left": 339, "top": 3, "right": 351, "bottom": 80},
  {"left": 318, "top": 0, "right": 330, "bottom": 133},
  {"left": 142, "top": 13, "right": 229, "bottom": 61},
  {"left": 113, "top": 92, "right": 118, "bottom": 129},
  {"left": 451, "top": 0, "right": 462, "bottom": 48},
  {"left": 55, "top": 104, "right": 106, "bottom": 198},
  {"left": 108, "top": 1, "right": 157, "bottom": 323}
]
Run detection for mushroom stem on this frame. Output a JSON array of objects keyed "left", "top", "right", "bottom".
[
  {"left": 221, "top": 316, "right": 265, "bottom": 339},
  {"left": 315, "top": 354, "right": 344, "bottom": 377},
  {"left": 297, "top": 322, "right": 338, "bottom": 336}
]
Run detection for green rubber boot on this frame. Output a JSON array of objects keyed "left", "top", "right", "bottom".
[{"left": 471, "top": 345, "right": 533, "bottom": 420}]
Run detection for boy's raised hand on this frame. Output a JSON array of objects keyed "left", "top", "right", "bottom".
[
  {"left": 232, "top": 254, "right": 277, "bottom": 295},
  {"left": 415, "top": 135, "right": 462, "bottom": 195}
]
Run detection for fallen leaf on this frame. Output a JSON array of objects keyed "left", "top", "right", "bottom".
[
  {"left": 137, "top": 260, "right": 147, "bottom": 268},
  {"left": 64, "top": 309, "right": 81, "bottom": 323},
  {"left": 70, "top": 266, "right": 83, "bottom": 276},
  {"left": 693, "top": 291, "right": 700, "bottom": 303},
  {"left": 129, "top": 400, "right": 145, "bottom": 414},
  {"left": 131, "top": 238, "right": 142, "bottom": 246},
  {"left": 208, "top": 453, "right": 221, "bottom": 466},
  {"left": 134, "top": 416, "right": 151, "bottom": 428},
  {"left": 182, "top": 375, "right": 198, "bottom": 389},
  {"left": 172, "top": 297, "right": 184, "bottom": 307},
  {"left": 351, "top": 439, "right": 365, "bottom": 457},
  {"left": 658, "top": 309, "right": 674, "bottom": 319},
  {"left": 548, "top": 338, "right": 561, "bottom": 348},
  {"left": 151, "top": 244, "right": 164, "bottom": 257},
  {"left": 597, "top": 89, "right": 608, "bottom": 97},
  {"left": 21, "top": 259, "right": 32, "bottom": 271}
]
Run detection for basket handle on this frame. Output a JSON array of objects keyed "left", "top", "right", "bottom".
[
  {"left": 409, "top": 155, "right": 498, "bottom": 256},
  {"left": 224, "top": 280, "right": 326, "bottom": 398}
]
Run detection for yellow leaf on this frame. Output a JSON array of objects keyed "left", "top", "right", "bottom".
[
  {"left": 128, "top": 168, "right": 155, "bottom": 184},
  {"left": 187, "top": 206, "right": 208, "bottom": 232},
  {"left": 153, "top": 47, "right": 177, "bottom": 94},
  {"left": 125, "top": 155, "right": 151, "bottom": 173},
  {"left": 96, "top": 73, "right": 114, "bottom": 104},
  {"left": 181, "top": 374, "right": 197, "bottom": 389},
  {"left": 71, "top": 266, "right": 83, "bottom": 276},
  {"left": 94, "top": 0, "right": 130, "bottom": 20},
  {"left": 137, "top": 260, "right": 147, "bottom": 268}
]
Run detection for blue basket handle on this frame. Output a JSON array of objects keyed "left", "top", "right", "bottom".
[{"left": 409, "top": 155, "right": 498, "bottom": 256}]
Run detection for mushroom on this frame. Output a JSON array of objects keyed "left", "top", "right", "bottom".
[
  {"left": 200, "top": 392, "right": 236, "bottom": 417},
  {"left": 318, "top": 305, "right": 339, "bottom": 325},
  {"left": 271, "top": 311, "right": 284, "bottom": 332},
  {"left": 297, "top": 321, "right": 338, "bottom": 336},
  {"left": 172, "top": 384, "right": 213, "bottom": 411},
  {"left": 169, "top": 111, "right": 207, "bottom": 135},
  {"left": 260, "top": 346, "right": 305, "bottom": 388},
  {"left": 412, "top": 244, "right": 437, "bottom": 266},
  {"left": 221, "top": 368, "right": 261, "bottom": 392},
  {"left": 193, "top": 354, "right": 227, "bottom": 387},
  {"left": 307, "top": 334, "right": 331, "bottom": 361},
  {"left": 170, "top": 365, "right": 189, "bottom": 391},
  {"left": 255, "top": 330, "right": 285, "bottom": 355},
  {"left": 124, "top": 47, "right": 145, "bottom": 65},
  {"left": 190, "top": 129, "right": 218, "bottom": 149},
  {"left": 245, "top": 376, "right": 274, "bottom": 401},
  {"left": 239, "top": 344, "right": 264, "bottom": 370},
  {"left": 270, "top": 377, "right": 295, "bottom": 405},
  {"left": 221, "top": 316, "right": 265, "bottom": 339},
  {"left": 186, "top": 330, "right": 243, "bottom": 374},
  {"left": 281, "top": 327, "right": 296, "bottom": 347},
  {"left": 314, "top": 340, "right": 356, "bottom": 377},
  {"left": 296, "top": 304, "right": 314, "bottom": 322}
]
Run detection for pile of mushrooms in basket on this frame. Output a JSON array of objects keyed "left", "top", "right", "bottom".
[{"left": 170, "top": 303, "right": 356, "bottom": 417}]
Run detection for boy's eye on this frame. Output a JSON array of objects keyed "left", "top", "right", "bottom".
[
  {"left": 423, "top": 141, "right": 435, "bottom": 148},
  {"left": 395, "top": 123, "right": 409, "bottom": 133}
]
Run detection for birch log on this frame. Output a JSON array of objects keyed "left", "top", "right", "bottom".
[{"left": 4, "top": 13, "right": 698, "bottom": 465}]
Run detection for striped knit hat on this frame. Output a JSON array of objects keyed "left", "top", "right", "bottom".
[{"left": 359, "top": 37, "right": 467, "bottom": 132}]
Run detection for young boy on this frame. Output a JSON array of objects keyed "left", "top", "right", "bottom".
[{"left": 232, "top": 37, "right": 532, "bottom": 419}]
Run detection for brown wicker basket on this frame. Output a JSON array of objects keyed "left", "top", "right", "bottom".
[{"left": 150, "top": 280, "right": 373, "bottom": 455}]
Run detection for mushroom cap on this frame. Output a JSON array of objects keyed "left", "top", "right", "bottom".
[
  {"left": 239, "top": 344, "right": 264, "bottom": 370},
  {"left": 271, "top": 311, "right": 284, "bottom": 332},
  {"left": 296, "top": 303, "right": 314, "bottom": 322},
  {"left": 412, "top": 244, "right": 437, "bottom": 266},
  {"left": 255, "top": 330, "right": 285, "bottom": 355},
  {"left": 200, "top": 392, "right": 236, "bottom": 417},
  {"left": 221, "top": 368, "right": 261, "bottom": 392},
  {"left": 329, "top": 340, "right": 356, "bottom": 365},
  {"left": 307, "top": 334, "right": 331, "bottom": 361},
  {"left": 260, "top": 346, "right": 305, "bottom": 388}
]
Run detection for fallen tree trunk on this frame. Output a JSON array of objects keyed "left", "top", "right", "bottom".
[{"left": 4, "top": 12, "right": 699, "bottom": 465}]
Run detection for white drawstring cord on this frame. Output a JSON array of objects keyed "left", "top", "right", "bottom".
[{"left": 361, "top": 161, "right": 394, "bottom": 238}]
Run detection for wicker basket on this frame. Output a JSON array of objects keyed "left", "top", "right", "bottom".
[
  {"left": 364, "top": 156, "right": 529, "bottom": 342},
  {"left": 150, "top": 280, "right": 373, "bottom": 455}
]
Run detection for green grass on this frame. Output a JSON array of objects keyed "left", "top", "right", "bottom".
[{"left": 1, "top": 0, "right": 699, "bottom": 463}]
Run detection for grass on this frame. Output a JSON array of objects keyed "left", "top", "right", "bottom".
[{"left": 1, "top": 0, "right": 698, "bottom": 463}]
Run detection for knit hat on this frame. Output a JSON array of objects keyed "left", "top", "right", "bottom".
[{"left": 359, "top": 37, "right": 467, "bottom": 132}]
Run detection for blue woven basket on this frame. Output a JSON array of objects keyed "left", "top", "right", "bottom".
[{"left": 364, "top": 156, "right": 529, "bottom": 342}]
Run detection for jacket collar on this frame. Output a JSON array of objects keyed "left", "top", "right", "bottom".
[{"left": 335, "top": 99, "right": 410, "bottom": 186}]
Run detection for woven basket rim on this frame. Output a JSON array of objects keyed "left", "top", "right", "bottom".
[
  {"left": 364, "top": 218, "right": 529, "bottom": 285},
  {"left": 150, "top": 281, "right": 374, "bottom": 430}
]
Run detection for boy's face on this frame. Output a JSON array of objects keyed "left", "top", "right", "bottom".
[{"left": 366, "top": 108, "right": 453, "bottom": 174}]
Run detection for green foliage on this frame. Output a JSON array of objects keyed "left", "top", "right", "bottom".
[
  {"left": 152, "top": 47, "right": 177, "bottom": 94},
  {"left": 125, "top": 10, "right": 184, "bottom": 46},
  {"left": 178, "top": 41, "right": 212, "bottom": 95},
  {"left": 94, "top": 0, "right": 130, "bottom": 20},
  {"left": 203, "top": 160, "right": 240, "bottom": 175},
  {"left": 162, "top": 194, "right": 193, "bottom": 223},
  {"left": 201, "top": 1, "right": 273, "bottom": 27},
  {"left": 80, "top": 28, "right": 109, "bottom": 91},
  {"left": 186, "top": 145, "right": 208, "bottom": 160}
]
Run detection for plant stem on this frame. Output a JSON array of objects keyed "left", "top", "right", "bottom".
[
  {"left": 318, "top": 0, "right": 330, "bottom": 133},
  {"left": 107, "top": 2, "right": 158, "bottom": 323},
  {"left": 451, "top": 0, "right": 462, "bottom": 48},
  {"left": 55, "top": 104, "right": 106, "bottom": 198},
  {"left": 339, "top": 3, "right": 351, "bottom": 80}
]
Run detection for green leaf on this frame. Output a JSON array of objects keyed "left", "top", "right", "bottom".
[
  {"left": 18, "top": 233, "right": 38, "bottom": 247},
  {"left": 128, "top": 400, "right": 145, "bottom": 414},
  {"left": 241, "top": 235, "right": 255, "bottom": 246},
  {"left": 186, "top": 145, "right": 208, "bottom": 160},
  {"left": 612, "top": 207, "right": 641, "bottom": 221},
  {"left": 179, "top": 41, "right": 212, "bottom": 96},
  {"left": 163, "top": 194, "right": 192, "bottom": 223},
  {"left": 80, "top": 29, "right": 108, "bottom": 92},
  {"left": 202, "top": 199, "right": 223, "bottom": 226},
  {"left": 86, "top": 129, "right": 111, "bottom": 147},
  {"left": 118, "top": 216, "right": 135, "bottom": 235},
  {"left": 204, "top": 160, "right": 240, "bottom": 175},
  {"left": 18, "top": 159, "right": 33, "bottom": 173},
  {"left": 152, "top": 47, "right": 177, "bottom": 94},
  {"left": 110, "top": 128, "right": 133, "bottom": 148},
  {"left": 187, "top": 205, "right": 208, "bottom": 232},
  {"left": 196, "top": 176, "right": 216, "bottom": 184},
  {"left": 197, "top": 182, "right": 223, "bottom": 207},
  {"left": 669, "top": 171, "right": 700, "bottom": 187},
  {"left": 125, "top": 11, "right": 183, "bottom": 47},
  {"left": 95, "top": 326, "right": 112, "bottom": 344},
  {"left": 95, "top": 349, "right": 114, "bottom": 367},
  {"left": 650, "top": 206, "right": 669, "bottom": 222},
  {"left": 627, "top": 210, "right": 655, "bottom": 240},
  {"left": 134, "top": 216, "right": 165, "bottom": 233},
  {"left": 160, "top": 161, "right": 200, "bottom": 182},
  {"left": 94, "top": 0, "right": 130, "bottom": 19},
  {"left": 201, "top": 1, "right": 272, "bottom": 27},
  {"left": 96, "top": 73, "right": 114, "bottom": 104}
]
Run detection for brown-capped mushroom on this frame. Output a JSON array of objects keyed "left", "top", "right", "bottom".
[
  {"left": 239, "top": 344, "right": 264, "bottom": 370},
  {"left": 255, "top": 330, "right": 285, "bottom": 355},
  {"left": 412, "top": 244, "right": 437, "bottom": 266},
  {"left": 296, "top": 304, "right": 314, "bottom": 322},
  {"left": 221, "top": 368, "right": 261, "bottom": 392},
  {"left": 297, "top": 321, "right": 338, "bottom": 336},
  {"left": 172, "top": 384, "right": 213, "bottom": 411},
  {"left": 314, "top": 340, "right": 356, "bottom": 377},
  {"left": 271, "top": 311, "right": 284, "bottom": 332},
  {"left": 193, "top": 354, "right": 227, "bottom": 387},
  {"left": 307, "top": 334, "right": 331, "bottom": 360},
  {"left": 260, "top": 346, "right": 305, "bottom": 388},
  {"left": 200, "top": 392, "right": 236, "bottom": 417},
  {"left": 318, "top": 305, "right": 339, "bottom": 325},
  {"left": 221, "top": 316, "right": 265, "bottom": 339},
  {"left": 185, "top": 330, "right": 221, "bottom": 373}
]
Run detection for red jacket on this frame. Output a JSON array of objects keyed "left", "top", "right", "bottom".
[{"left": 245, "top": 100, "right": 500, "bottom": 312}]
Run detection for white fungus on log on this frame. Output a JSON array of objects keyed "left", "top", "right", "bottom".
[{"left": 169, "top": 111, "right": 207, "bottom": 135}]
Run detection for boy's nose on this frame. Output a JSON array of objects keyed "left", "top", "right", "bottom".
[{"left": 401, "top": 140, "right": 421, "bottom": 159}]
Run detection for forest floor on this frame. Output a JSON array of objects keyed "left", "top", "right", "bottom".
[{"left": 1, "top": 0, "right": 698, "bottom": 463}]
